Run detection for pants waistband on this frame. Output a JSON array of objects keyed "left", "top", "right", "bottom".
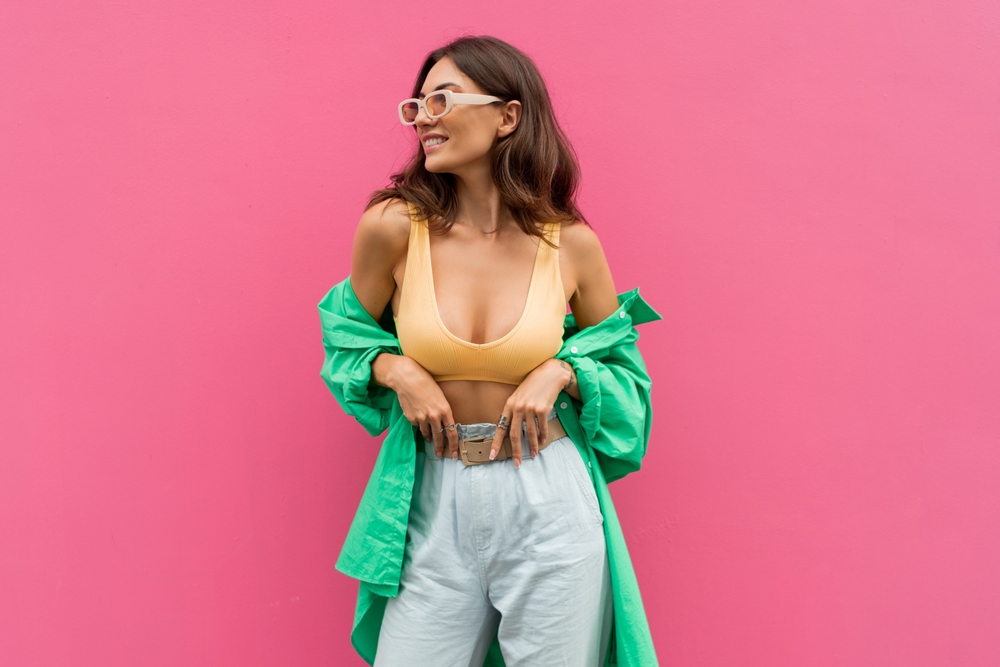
[{"left": 422, "top": 407, "right": 558, "bottom": 453}]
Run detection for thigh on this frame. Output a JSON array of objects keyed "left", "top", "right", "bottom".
[
  {"left": 376, "top": 590, "right": 500, "bottom": 667},
  {"left": 493, "top": 550, "right": 612, "bottom": 667},
  {"left": 374, "top": 452, "right": 500, "bottom": 667},
  {"left": 487, "top": 436, "right": 614, "bottom": 666}
]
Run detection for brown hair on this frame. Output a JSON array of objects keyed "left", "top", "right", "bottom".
[{"left": 365, "top": 35, "right": 588, "bottom": 247}]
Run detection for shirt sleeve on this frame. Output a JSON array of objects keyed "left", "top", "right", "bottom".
[
  {"left": 556, "top": 291, "right": 659, "bottom": 484},
  {"left": 318, "top": 280, "right": 402, "bottom": 437}
]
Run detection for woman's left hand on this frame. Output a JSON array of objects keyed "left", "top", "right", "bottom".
[{"left": 489, "top": 358, "right": 573, "bottom": 467}]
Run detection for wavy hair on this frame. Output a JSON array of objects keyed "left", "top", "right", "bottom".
[{"left": 365, "top": 35, "right": 588, "bottom": 246}]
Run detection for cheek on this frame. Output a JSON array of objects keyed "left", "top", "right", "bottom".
[{"left": 448, "top": 132, "right": 494, "bottom": 161}]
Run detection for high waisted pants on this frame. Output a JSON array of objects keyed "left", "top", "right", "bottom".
[{"left": 373, "top": 433, "right": 613, "bottom": 667}]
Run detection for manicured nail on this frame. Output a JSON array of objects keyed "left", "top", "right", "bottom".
[
  {"left": 489, "top": 449, "right": 496, "bottom": 460},
  {"left": 515, "top": 458, "right": 520, "bottom": 468}
]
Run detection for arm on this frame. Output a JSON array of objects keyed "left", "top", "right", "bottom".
[
  {"left": 564, "top": 222, "right": 622, "bottom": 330},
  {"left": 317, "top": 199, "right": 410, "bottom": 435},
  {"left": 350, "top": 198, "right": 408, "bottom": 323},
  {"left": 350, "top": 198, "right": 413, "bottom": 390},
  {"left": 548, "top": 222, "right": 623, "bottom": 400},
  {"left": 555, "top": 224, "right": 661, "bottom": 482}
]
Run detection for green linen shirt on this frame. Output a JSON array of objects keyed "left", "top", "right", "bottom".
[{"left": 318, "top": 276, "right": 662, "bottom": 666}]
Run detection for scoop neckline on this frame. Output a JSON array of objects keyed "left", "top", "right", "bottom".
[{"left": 425, "top": 220, "right": 550, "bottom": 349}]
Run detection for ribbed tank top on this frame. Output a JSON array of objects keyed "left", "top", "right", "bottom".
[{"left": 393, "top": 202, "right": 566, "bottom": 386}]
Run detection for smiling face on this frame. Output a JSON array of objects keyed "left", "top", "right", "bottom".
[{"left": 414, "top": 57, "right": 519, "bottom": 175}]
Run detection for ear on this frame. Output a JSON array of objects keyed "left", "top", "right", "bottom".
[{"left": 496, "top": 100, "right": 522, "bottom": 139}]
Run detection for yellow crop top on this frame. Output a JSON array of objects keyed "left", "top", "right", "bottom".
[{"left": 392, "top": 202, "right": 566, "bottom": 386}]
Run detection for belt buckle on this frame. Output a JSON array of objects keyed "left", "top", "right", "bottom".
[{"left": 459, "top": 434, "right": 495, "bottom": 466}]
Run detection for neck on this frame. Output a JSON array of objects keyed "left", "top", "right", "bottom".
[{"left": 452, "top": 158, "right": 509, "bottom": 235}]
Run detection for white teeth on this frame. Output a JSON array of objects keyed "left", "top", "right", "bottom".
[{"left": 425, "top": 138, "right": 446, "bottom": 146}]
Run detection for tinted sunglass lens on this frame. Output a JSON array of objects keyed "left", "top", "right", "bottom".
[
  {"left": 426, "top": 92, "right": 448, "bottom": 117},
  {"left": 401, "top": 102, "right": 419, "bottom": 123}
]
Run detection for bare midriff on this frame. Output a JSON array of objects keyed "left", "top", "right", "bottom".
[
  {"left": 439, "top": 380, "right": 567, "bottom": 439},
  {"left": 440, "top": 379, "right": 521, "bottom": 425}
]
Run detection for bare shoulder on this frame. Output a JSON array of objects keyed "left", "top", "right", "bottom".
[
  {"left": 350, "top": 197, "right": 412, "bottom": 320},
  {"left": 558, "top": 219, "right": 606, "bottom": 262},
  {"left": 354, "top": 197, "right": 411, "bottom": 257}
]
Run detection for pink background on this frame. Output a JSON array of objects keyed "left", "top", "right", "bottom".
[{"left": 2, "top": 1, "right": 998, "bottom": 665}]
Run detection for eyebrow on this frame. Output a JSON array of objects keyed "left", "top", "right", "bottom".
[{"left": 418, "top": 82, "right": 462, "bottom": 99}]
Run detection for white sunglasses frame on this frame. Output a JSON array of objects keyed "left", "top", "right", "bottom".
[{"left": 398, "top": 90, "right": 504, "bottom": 125}]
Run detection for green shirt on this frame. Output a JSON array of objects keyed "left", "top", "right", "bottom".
[{"left": 318, "top": 276, "right": 663, "bottom": 666}]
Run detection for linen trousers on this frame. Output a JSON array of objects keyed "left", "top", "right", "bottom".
[{"left": 373, "top": 431, "right": 614, "bottom": 667}]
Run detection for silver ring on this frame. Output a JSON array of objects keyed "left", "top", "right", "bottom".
[{"left": 496, "top": 415, "right": 509, "bottom": 431}]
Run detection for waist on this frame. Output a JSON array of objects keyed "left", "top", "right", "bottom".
[
  {"left": 421, "top": 407, "right": 567, "bottom": 465},
  {"left": 434, "top": 379, "right": 531, "bottom": 425}
]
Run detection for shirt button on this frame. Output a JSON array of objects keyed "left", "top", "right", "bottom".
[
  {"left": 619, "top": 311, "right": 626, "bottom": 318},
  {"left": 570, "top": 346, "right": 578, "bottom": 353},
  {"left": 560, "top": 401, "right": 568, "bottom": 409},
  {"left": 588, "top": 461, "right": 593, "bottom": 468}
]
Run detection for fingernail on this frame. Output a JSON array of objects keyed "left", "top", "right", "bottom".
[
  {"left": 489, "top": 449, "right": 496, "bottom": 460},
  {"left": 452, "top": 451, "right": 458, "bottom": 460},
  {"left": 515, "top": 458, "right": 520, "bottom": 469}
]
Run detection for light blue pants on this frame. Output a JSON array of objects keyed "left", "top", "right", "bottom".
[{"left": 373, "top": 432, "right": 613, "bottom": 667}]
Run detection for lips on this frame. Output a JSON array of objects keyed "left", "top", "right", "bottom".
[{"left": 423, "top": 137, "right": 448, "bottom": 153}]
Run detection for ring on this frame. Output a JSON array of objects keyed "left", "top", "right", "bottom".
[
  {"left": 496, "top": 415, "right": 509, "bottom": 430},
  {"left": 433, "top": 426, "right": 446, "bottom": 434},
  {"left": 445, "top": 423, "right": 456, "bottom": 431}
]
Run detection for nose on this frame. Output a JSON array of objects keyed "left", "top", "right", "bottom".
[{"left": 414, "top": 102, "right": 437, "bottom": 127}]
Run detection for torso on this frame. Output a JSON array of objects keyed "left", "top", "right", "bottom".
[{"left": 388, "top": 206, "right": 579, "bottom": 426}]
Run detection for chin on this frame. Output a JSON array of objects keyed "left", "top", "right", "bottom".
[{"left": 422, "top": 158, "right": 451, "bottom": 174}]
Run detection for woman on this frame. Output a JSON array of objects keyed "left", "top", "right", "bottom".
[{"left": 321, "top": 35, "right": 660, "bottom": 666}]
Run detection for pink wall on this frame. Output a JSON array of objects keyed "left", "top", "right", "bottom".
[{"left": 2, "top": 1, "right": 998, "bottom": 665}]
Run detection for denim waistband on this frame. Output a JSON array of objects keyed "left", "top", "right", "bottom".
[{"left": 422, "top": 407, "right": 558, "bottom": 445}]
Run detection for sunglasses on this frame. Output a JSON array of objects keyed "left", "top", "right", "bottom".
[{"left": 398, "top": 89, "right": 504, "bottom": 125}]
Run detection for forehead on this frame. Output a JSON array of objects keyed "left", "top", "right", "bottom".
[{"left": 420, "top": 57, "right": 477, "bottom": 94}]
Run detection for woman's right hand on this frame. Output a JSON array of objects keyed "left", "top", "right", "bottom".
[{"left": 378, "top": 353, "right": 460, "bottom": 460}]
